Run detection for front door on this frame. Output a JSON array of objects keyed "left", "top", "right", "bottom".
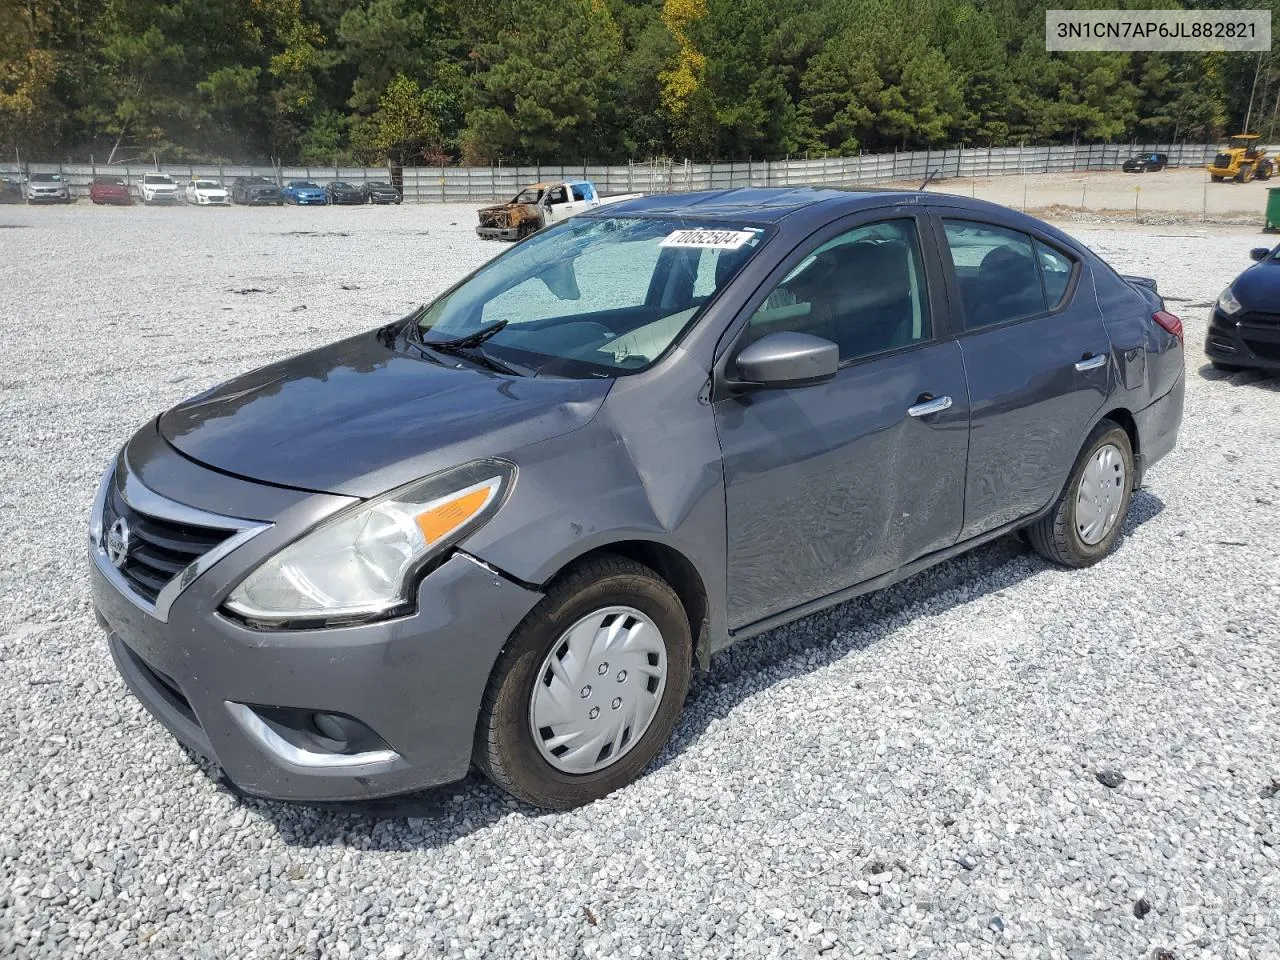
[
  {"left": 933, "top": 214, "right": 1111, "bottom": 539},
  {"left": 713, "top": 214, "right": 970, "bottom": 629}
]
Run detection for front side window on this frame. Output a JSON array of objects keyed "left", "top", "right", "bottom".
[
  {"left": 547, "top": 186, "right": 568, "bottom": 205},
  {"left": 742, "top": 219, "right": 931, "bottom": 362},
  {"left": 415, "top": 217, "right": 771, "bottom": 377},
  {"left": 942, "top": 220, "right": 1049, "bottom": 330}
]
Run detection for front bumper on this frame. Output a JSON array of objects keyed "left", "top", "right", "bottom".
[
  {"left": 476, "top": 225, "right": 522, "bottom": 241},
  {"left": 1205, "top": 307, "right": 1280, "bottom": 371},
  {"left": 368, "top": 194, "right": 401, "bottom": 204},
  {"left": 91, "top": 439, "right": 542, "bottom": 802},
  {"left": 28, "top": 191, "right": 71, "bottom": 203},
  {"left": 291, "top": 196, "right": 327, "bottom": 205},
  {"left": 145, "top": 193, "right": 182, "bottom": 204},
  {"left": 240, "top": 193, "right": 282, "bottom": 205}
]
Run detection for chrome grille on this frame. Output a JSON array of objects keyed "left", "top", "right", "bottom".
[{"left": 102, "top": 480, "right": 235, "bottom": 603}]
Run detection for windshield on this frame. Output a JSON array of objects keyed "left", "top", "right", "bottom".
[
  {"left": 194, "top": 181, "right": 220, "bottom": 189},
  {"left": 32, "top": 174, "right": 61, "bottom": 182},
  {"left": 294, "top": 181, "right": 320, "bottom": 189},
  {"left": 144, "top": 175, "right": 173, "bottom": 184},
  {"left": 368, "top": 181, "right": 391, "bottom": 188},
  {"left": 414, "top": 216, "right": 771, "bottom": 378},
  {"left": 331, "top": 181, "right": 353, "bottom": 189}
]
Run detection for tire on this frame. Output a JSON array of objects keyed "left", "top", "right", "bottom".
[
  {"left": 1259, "top": 163, "right": 1273, "bottom": 181},
  {"left": 1236, "top": 164, "right": 1253, "bottom": 183},
  {"left": 1026, "top": 421, "right": 1134, "bottom": 569},
  {"left": 474, "top": 555, "right": 693, "bottom": 809}
]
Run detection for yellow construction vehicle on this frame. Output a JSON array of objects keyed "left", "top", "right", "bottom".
[{"left": 1206, "top": 133, "right": 1273, "bottom": 183}]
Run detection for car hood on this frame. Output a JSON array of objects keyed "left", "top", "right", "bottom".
[
  {"left": 1230, "top": 260, "right": 1280, "bottom": 307},
  {"left": 158, "top": 330, "right": 612, "bottom": 498}
]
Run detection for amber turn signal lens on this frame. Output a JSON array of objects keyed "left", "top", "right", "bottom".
[{"left": 414, "top": 483, "right": 498, "bottom": 544}]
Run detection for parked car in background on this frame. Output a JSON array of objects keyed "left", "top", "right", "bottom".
[
  {"left": 1122, "top": 152, "right": 1169, "bottom": 173},
  {"left": 185, "top": 180, "right": 230, "bottom": 206},
  {"left": 363, "top": 181, "right": 401, "bottom": 204},
  {"left": 476, "top": 180, "right": 642, "bottom": 240},
  {"left": 281, "top": 180, "right": 327, "bottom": 205},
  {"left": 141, "top": 173, "right": 182, "bottom": 205},
  {"left": 89, "top": 176, "right": 134, "bottom": 205},
  {"left": 325, "top": 181, "right": 364, "bottom": 205},
  {"left": 26, "top": 172, "right": 73, "bottom": 203},
  {"left": 1205, "top": 244, "right": 1280, "bottom": 374},
  {"left": 0, "top": 176, "right": 22, "bottom": 203},
  {"left": 231, "top": 176, "right": 283, "bottom": 206},
  {"left": 89, "top": 188, "right": 1184, "bottom": 810}
]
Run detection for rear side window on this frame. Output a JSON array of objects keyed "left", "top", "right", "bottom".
[
  {"left": 942, "top": 220, "right": 1075, "bottom": 330},
  {"left": 571, "top": 184, "right": 587, "bottom": 202},
  {"left": 1035, "top": 239, "right": 1075, "bottom": 307}
]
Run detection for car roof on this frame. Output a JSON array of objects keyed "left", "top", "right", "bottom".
[{"left": 594, "top": 186, "right": 1013, "bottom": 224}]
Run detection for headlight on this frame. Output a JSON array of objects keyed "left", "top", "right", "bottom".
[
  {"left": 1217, "top": 287, "right": 1243, "bottom": 315},
  {"left": 224, "top": 459, "right": 515, "bottom": 625}
]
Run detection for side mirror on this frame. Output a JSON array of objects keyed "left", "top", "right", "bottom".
[
  {"left": 733, "top": 332, "right": 839, "bottom": 388},
  {"left": 1250, "top": 247, "right": 1271, "bottom": 262}
]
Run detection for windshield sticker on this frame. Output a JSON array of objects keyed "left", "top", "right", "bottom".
[{"left": 660, "top": 229, "right": 757, "bottom": 250}]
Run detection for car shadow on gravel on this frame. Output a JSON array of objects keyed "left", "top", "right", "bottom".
[
  {"left": 1197, "top": 362, "right": 1280, "bottom": 390},
  {"left": 234, "top": 490, "right": 1165, "bottom": 849}
]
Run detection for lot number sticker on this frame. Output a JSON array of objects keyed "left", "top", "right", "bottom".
[{"left": 660, "top": 229, "right": 757, "bottom": 249}]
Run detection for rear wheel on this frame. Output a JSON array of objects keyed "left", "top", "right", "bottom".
[
  {"left": 474, "top": 555, "right": 692, "bottom": 809},
  {"left": 1259, "top": 162, "right": 1274, "bottom": 181},
  {"left": 1027, "top": 422, "right": 1134, "bottom": 568}
]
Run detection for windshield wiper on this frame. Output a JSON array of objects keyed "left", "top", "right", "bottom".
[
  {"left": 411, "top": 320, "right": 525, "bottom": 376},
  {"left": 424, "top": 320, "right": 508, "bottom": 350}
]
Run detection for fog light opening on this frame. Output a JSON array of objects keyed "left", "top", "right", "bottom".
[{"left": 311, "top": 712, "right": 349, "bottom": 745}]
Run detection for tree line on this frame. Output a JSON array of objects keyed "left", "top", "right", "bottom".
[{"left": 2, "top": 0, "right": 1278, "bottom": 167}]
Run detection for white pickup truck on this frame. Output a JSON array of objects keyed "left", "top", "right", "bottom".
[{"left": 476, "top": 179, "right": 642, "bottom": 240}]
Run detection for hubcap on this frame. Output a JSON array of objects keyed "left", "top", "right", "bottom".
[
  {"left": 1076, "top": 442, "right": 1127, "bottom": 545},
  {"left": 529, "top": 606, "right": 668, "bottom": 775}
]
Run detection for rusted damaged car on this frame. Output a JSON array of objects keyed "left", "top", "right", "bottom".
[{"left": 476, "top": 180, "right": 642, "bottom": 240}]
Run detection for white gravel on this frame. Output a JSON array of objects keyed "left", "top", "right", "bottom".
[{"left": 1, "top": 203, "right": 1278, "bottom": 960}]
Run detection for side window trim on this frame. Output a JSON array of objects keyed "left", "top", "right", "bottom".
[
  {"left": 711, "top": 209, "right": 949, "bottom": 397},
  {"left": 927, "top": 210, "right": 1081, "bottom": 337}
]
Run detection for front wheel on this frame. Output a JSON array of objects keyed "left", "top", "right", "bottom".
[
  {"left": 1236, "top": 164, "right": 1254, "bottom": 183},
  {"left": 1258, "top": 162, "right": 1273, "bottom": 181},
  {"left": 474, "top": 555, "right": 692, "bottom": 809},
  {"left": 1027, "top": 421, "right": 1134, "bottom": 568}
]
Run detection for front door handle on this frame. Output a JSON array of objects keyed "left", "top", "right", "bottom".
[
  {"left": 907, "top": 394, "right": 953, "bottom": 418},
  {"left": 1074, "top": 353, "right": 1108, "bottom": 372}
]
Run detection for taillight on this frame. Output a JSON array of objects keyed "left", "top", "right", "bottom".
[{"left": 1153, "top": 310, "right": 1183, "bottom": 345}]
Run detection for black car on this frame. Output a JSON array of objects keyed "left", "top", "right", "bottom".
[
  {"left": 362, "top": 180, "right": 401, "bottom": 204},
  {"left": 231, "top": 176, "right": 283, "bottom": 206},
  {"left": 0, "top": 176, "right": 22, "bottom": 204},
  {"left": 1122, "top": 152, "right": 1169, "bottom": 173},
  {"left": 326, "top": 181, "right": 365, "bottom": 205},
  {"left": 1206, "top": 245, "right": 1280, "bottom": 373}
]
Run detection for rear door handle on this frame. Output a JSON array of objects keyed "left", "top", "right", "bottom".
[
  {"left": 1074, "top": 353, "right": 1108, "bottom": 372},
  {"left": 907, "top": 394, "right": 953, "bottom": 418}
]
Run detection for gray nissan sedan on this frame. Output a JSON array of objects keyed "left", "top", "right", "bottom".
[{"left": 90, "top": 188, "right": 1184, "bottom": 809}]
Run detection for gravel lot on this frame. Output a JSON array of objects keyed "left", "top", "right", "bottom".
[
  {"left": 910, "top": 168, "right": 1277, "bottom": 222},
  {"left": 1, "top": 203, "right": 1278, "bottom": 960}
]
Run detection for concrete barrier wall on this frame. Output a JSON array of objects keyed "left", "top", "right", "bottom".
[{"left": 0, "top": 142, "right": 1259, "bottom": 202}]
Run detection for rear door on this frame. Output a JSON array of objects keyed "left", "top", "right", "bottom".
[
  {"left": 713, "top": 210, "right": 970, "bottom": 629},
  {"left": 930, "top": 211, "right": 1111, "bottom": 539}
]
